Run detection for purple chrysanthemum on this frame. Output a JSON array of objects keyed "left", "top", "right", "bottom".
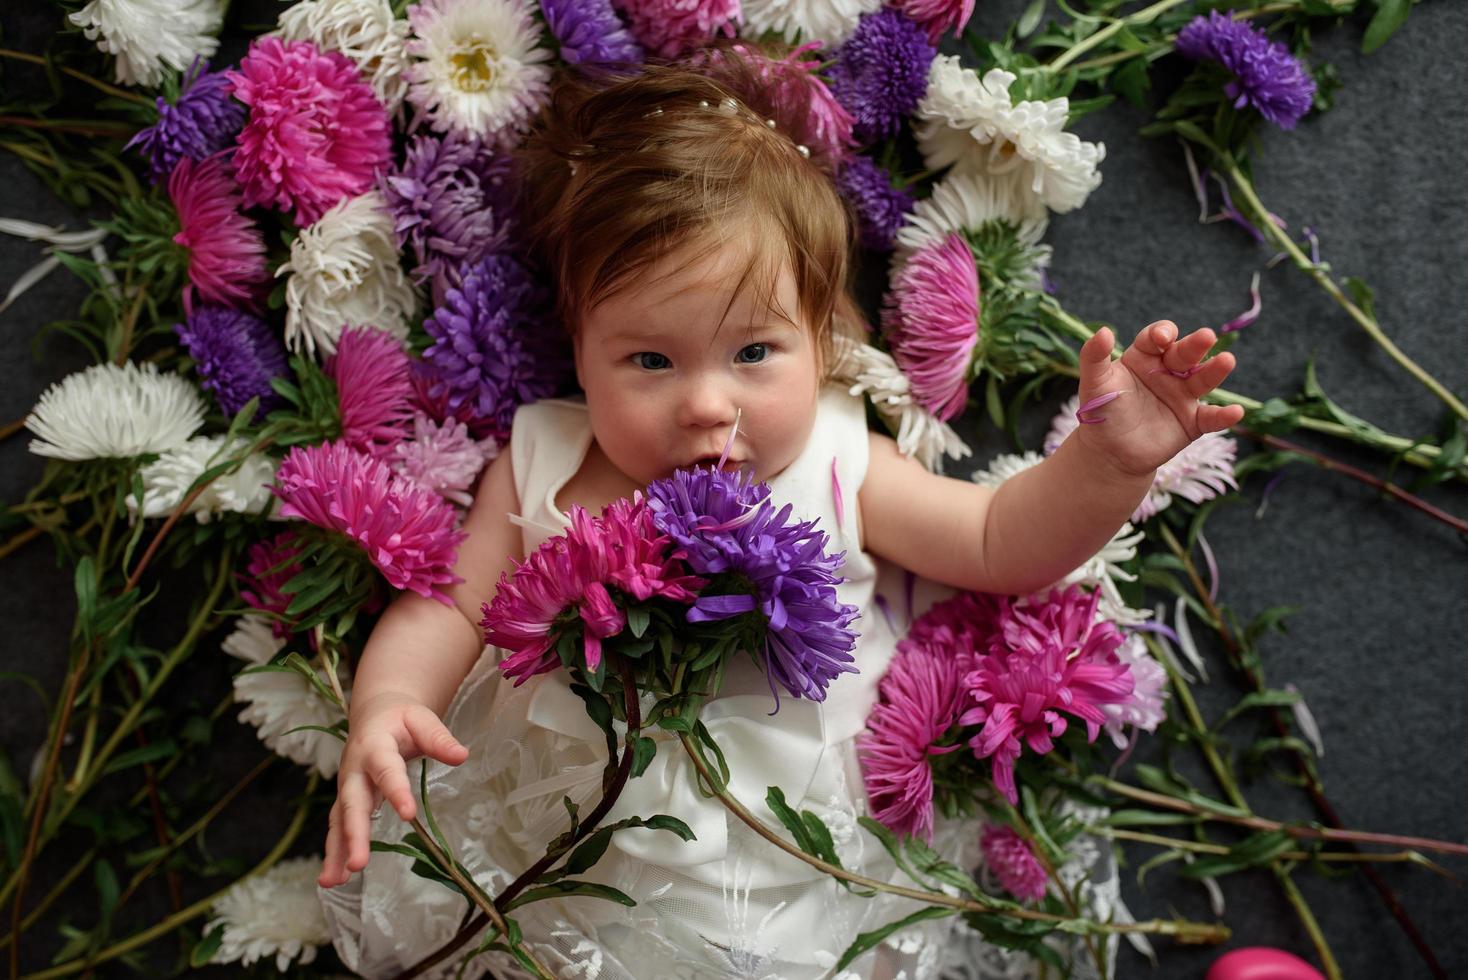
[
  {"left": 175, "top": 305, "right": 288, "bottom": 419},
  {"left": 837, "top": 156, "right": 915, "bottom": 251},
  {"left": 127, "top": 59, "right": 246, "bottom": 185},
  {"left": 272, "top": 441, "right": 467, "bottom": 604},
  {"left": 980, "top": 825, "right": 1048, "bottom": 902},
  {"left": 541, "top": 0, "right": 643, "bottom": 66},
  {"left": 419, "top": 254, "right": 570, "bottom": 440},
  {"left": 645, "top": 467, "right": 861, "bottom": 705},
  {"left": 1175, "top": 11, "right": 1316, "bottom": 130},
  {"left": 381, "top": 131, "right": 517, "bottom": 303},
  {"left": 828, "top": 8, "right": 935, "bottom": 144}
]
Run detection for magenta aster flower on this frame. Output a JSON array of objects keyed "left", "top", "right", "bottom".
[
  {"left": 881, "top": 231, "right": 979, "bottom": 421},
  {"left": 168, "top": 155, "right": 269, "bottom": 315},
  {"left": 1175, "top": 11, "right": 1316, "bottom": 130},
  {"left": 980, "top": 824, "right": 1048, "bottom": 902},
  {"left": 227, "top": 37, "right": 392, "bottom": 226},
  {"left": 701, "top": 42, "right": 858, "bottom": 165},
  {"left": 272, "top": 441, "right": 467, "bottom": 604},
  {"left": 612, "top": 0, "right": 739, "bottom": 59},
  {"left": 960, "top": 586, "right": 1135, "bottom": 804},
  {"left": 240, "top": 532, "right": 305, "bottom": 637},
  {"left": 324, "top": 327, "right": 415, "bottom": 457},
  {"left": 893, "top": 0, "right": 976, "bottom": 44}
]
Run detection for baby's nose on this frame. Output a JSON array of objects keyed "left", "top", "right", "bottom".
[{"left": 678, "top": 381, "right": 738, "bottom": 429}]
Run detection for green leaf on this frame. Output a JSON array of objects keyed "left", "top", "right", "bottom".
[
  {"left": 1212, "top": 689, "right": 1302, "bottom": 733},
  {"left": 766, "top": 786, "right": 816, "bottom": 854},
  {"left": 74, "top": 556, "right": 97, "bottom": 642},
  {"left": 100, "top": 739, "right": 178, "bottom": 776},
  {"left": 1181, "top": 830, "right": 1296, "bottom": 878},
  {"left": 626, "top": 605, "right": 650, "bottom": 638},
  {"left": 1362, "top": 0, "right": 1411, "bottom": 54},
  {"left": 857, "top": 815, "right": 928, "bottom": 888},
  {"left": 1102, "top": 809, "right": 1199, "bottom": 828},
  {"left": 563, "top": 827, "right": 614, "bottom": 876},
  {"left": 1110, "top": 57, "right": 1150, "bottom": 109},
  {"left": 94, "top": 858, "right": 119, "bottom": 921},
  {"left": 1017, "top": 0, "right": 1046, "bottom": 38},
  {"left": 835, "top": 906, "right": 957, "bottom": 971},
  {"left": 631, "top": 734, "right": 658, "bottom": 778},
  {"left": 1129, "top": 765, "right": 1250, "bottom": 818},
  {"left": 505, "top": 879, "right": 638, "bottom": 912},
  {"left": 189, "top": 924, "right": 224, "bottom": 968},
  {"left": 1342, "top": 276, "right": 1377, "bottom": 319}
]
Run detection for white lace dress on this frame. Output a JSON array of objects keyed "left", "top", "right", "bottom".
[{"left": 318, "top": 386, "right": 1126, "bottom": 980}]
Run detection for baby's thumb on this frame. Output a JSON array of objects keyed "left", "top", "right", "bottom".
[{"left": 403, "top": 707, "right": 469, "bottom": 766}]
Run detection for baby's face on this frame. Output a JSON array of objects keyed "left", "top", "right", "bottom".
[{"left": 574, "top": 235, "right": 821, "bottom": 487}]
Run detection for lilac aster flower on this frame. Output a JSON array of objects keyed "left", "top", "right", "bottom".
[
  {"left": 829, "top": 8, "right": 935, "bottom": 144},
  {"left": 381, "top": 131, "right": 517, "bottom": 302},
  {"left": 645, "top": 467, "right": 861, "bottom": 705},
  {"left": 127, "top": 59, "right": 245, "bottom": 186},
  {"left": 541, "top": 0, "right": 643, "bottom": 67},
  {"left": 419, "top": 254, "right": 571, "bottom": 440},
  {"left": 1175, "top": 11, "right": 1316, "bottom": 130},
  {"left": 175, "top": 305, "right": 288, "bottom": 419},
  {"left": 837, "top": 156, "right": 915, "bottom": 251}
]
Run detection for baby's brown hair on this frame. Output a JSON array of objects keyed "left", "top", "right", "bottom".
[{"left": 512, "top": 47, "right": 866, "bottom": 373}]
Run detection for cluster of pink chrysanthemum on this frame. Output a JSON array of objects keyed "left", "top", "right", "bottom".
[
  {"left": 881, "top": 232, "right": 979, "bottom": 421},
  {"left": 168, "top": 155, "right": 269, "bottom": 314},
  {"left": 325, "top": 327, "right": 416, "bottom": 457}
]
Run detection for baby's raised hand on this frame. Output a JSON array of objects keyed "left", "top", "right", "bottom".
[
  {"left": 318, "top": 692, "right": 468, "bottom": 888},
  {"left": 1073, "top": 321, "right": 1246, "bottom": 478}
]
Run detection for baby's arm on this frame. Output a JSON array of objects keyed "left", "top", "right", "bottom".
[
  {"left": 318, "top": 451, "right": 523, "bottom": 888},
  {"left": 861, "top": 319, "right": 1242, "bottom": 594}
]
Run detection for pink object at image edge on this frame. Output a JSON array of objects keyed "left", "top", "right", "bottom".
[{"left": 1205, "top": 947, "right": 1327, "bottom": 980}]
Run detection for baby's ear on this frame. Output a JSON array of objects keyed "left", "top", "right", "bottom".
[{"left": 570, "top": 330, "right": 586, "bottom": 389}]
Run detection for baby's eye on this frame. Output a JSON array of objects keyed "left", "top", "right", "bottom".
[
  {"left": 632, "top": 352, "right": 672, "bottom": 371},
  {"left": 736, "top": 343, "right": 769, "bottom": 364}
]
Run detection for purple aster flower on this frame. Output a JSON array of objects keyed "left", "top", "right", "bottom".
[
  {"left": 645, "top": 467, "right": 861, "bottom": 705},
  {"left": 1175, "top": 11, "right": 1316, "bottom": 130},
  {"left": 419, "top": 254, "right": 571, "bottom": 440},
  {"left": 541, "top": 0, "right": 643, "bottom": 67},
  {"left": 127, "top": 59, "right": 246, "bottom": 185},
  {"left": 837, "top": 155, "right": 915, "bottom": 251},
  {"left": 828, "top": 8, "right": 935, "bottom": 144},
  {"left": 175, "top": 305, "right": 288, "bottom": 419},
  {"left": 382, "top": 131, "right": 517, "bottom": 303}
]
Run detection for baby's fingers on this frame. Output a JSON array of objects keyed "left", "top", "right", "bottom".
[
  {"left": 367, "top": 743, "right": 418, "bottom": 825},
  {"left": 1131, "top": 320, "right": 1177, "bottom": 357},
  {"left": 1198, "top": 402, "right": 1246, "bottom": 433},
  {"left": 403, "top": 705, "right": 469, "bottom": 769},
  {"left": 319, "top": 798, "right": 347, "bottom": 887},
  {"left": 1162, "top": 328, "right": 1216, "bottom": 374},
  {"left": 1184, "top": 351, "right": 1236, "bottom": 398}
]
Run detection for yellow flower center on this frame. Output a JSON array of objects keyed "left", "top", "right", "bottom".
[{"left": 450, "top": 36, "right": 499, "bottom": 92}]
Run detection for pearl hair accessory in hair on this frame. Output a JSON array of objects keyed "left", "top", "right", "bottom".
[{"left": 567, "top": 95, "right": 813, "bottom": 175}]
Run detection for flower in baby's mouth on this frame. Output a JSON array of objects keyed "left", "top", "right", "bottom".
[
  {"left": 881, "top": 231, "right": 979, "bottom": 422},
  {"left": 1175, "top": 11, "right": 1316, "bottom": 130}
]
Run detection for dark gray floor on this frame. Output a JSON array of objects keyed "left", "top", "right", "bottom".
[{"left": 2, "top": 0, "right": 1465, "bottom": 976}]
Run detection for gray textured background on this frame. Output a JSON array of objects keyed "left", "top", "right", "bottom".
[{"left": 2, "top": 0, "right": 1465, "bottom": 976}]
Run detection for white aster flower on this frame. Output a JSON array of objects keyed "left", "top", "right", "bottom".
[
  {"left": 205, "top": 856, "right": 332, "bottom": 972},
  {"left": 392, "top": 413, "right": 499, "bottom": 507},
  {"left": 405, "top": 0, "right": 552, "bottom": 142},
  {"left": 128, "top": 436, "right": 276, "bottom": 523},
  {"left": 26, "top": 361, "right": 205, "bottom": 460},
  {"left": 893, "top": 172, "right": 1051, "bottom": 281},
  {"left": 915, "top": 57, "right": 1105, "bottom": 214},
  {"left": 1045, "top": 393, "right": 1240, "bottom": 523},
  {"left": 973, "top": 450, "right": 1150, "bottom": 627},
  {"left": 69, "top": 0, "right": 223, "bottom": 87},
  {"left": 224, "top": 615, "right": 348, "bottom": 777},
  {"left": 278, "top": 191, "right": 418, "bottom": 359},
  {"left": 830, "top": 336, "right": 971, "bottom": 472},
  {"left": 1101, "top": 633, "right": 1169, "bottom": 748},
  {"left": 739, "top": 0, "right": 884, "bottom": 46},
  {"left": 273, "top": 0, "right": 413, "bottom": 113}
]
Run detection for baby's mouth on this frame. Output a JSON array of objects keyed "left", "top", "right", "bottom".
[{"left": 690, "top": 455, "right": 745, "bottom": 472}]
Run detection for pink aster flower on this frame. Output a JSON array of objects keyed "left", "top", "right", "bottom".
[
  {"left": 168, "top": 155, "right": 268, "bottom": 315},
  {"left": 698, "top": 42, "right": 858, "bottom": 166},
  {"left": 960, "top": 585, "right": 1135, "bottom": 804},
  {"left": 980, "top": 824, "right": 1048, "bottom": 902},
  {"left": 272, "top": 441, "right": 466, "bottom": 604},
  {"left": 392, "top": 412, "right": 497, "bottom": 507},
  {"left": 612, "top": 0, "right": 740, "bottom": 60},
  {"left": 881, "top": 232, "right": 979, "bottom": 422},
  {"left": 894, "top": 0, "right": 977, "bottom": 44},
  {"left": 483, "top": 496, "right": 703, "bottom": 678},
  {"left": 1101, "top": 633, "right": 1169, "bottom": 749},
  {"left": 324, "top": 327, "right": 415, "bottom": 457},
  {"left": 227, "top": 37, "right": 392, "bottom": 226},
  {"left": 240, "top": 531, "right": 304, "bottom": 637},
  {"left": 1044, "top": 393, "right": 1239, "bottom": 522}
]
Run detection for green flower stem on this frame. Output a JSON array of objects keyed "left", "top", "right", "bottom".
[
  {"left": 0, "top": 49, "right": 151, "bottom": 106},
  {"left": 16, "top": 774, "right": 319, "bottom": 980},
  {"left": 0, "top": 850, "right": 92, "bottom": 955},
  {"left": 0, "top": 116, "right": 135, "bottom": 139},
  {"left": 1040, "top": 301, "right": 1460, "bottom": 477},
  {"left": 1046, "top": 0, "right": 1194, "bottom": 72},
  {"left": 0, "top": 527, "right": 43, "bottom": 562},
  {"left": 1219, "top": 159, "right": 1468, "bottom": 423},
  {"left": 1099, "top": 827, "right": 1452, "bottom": 872},
  {"left": 676, "top": 734, "right": 1231, "bottom": 943}
]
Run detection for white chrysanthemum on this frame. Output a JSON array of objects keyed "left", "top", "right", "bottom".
[
  {"left": 893, "top": 172, "right": 1052, "bottom": 279},
  {"left": 405, "top": 0, "right": 552, "bottom": 142},
  {"left": 739, "top": 0, "right": 884, "bottom": 46},
  {"left": 392, "top": 413, "right": 498, "bottom": 507},
  {"left": 26, "top": 362, "right": 205, "bottom": 461},
  {"left": 273, "top": 0, "right": 413, "bottom": 113},
  {"left": 205, "top": 856, "right": 331, "bottom": 972},
  {"left": 830, "top": 336, "right": 971, "bottom": 472},
  {"left": 973, "top": 450, "right": 1150, "bottom": 627},
  {"left": 1101, "top": 633, "right": 1169, "bottom": 748},
  {"left": 224, "top": 615, "right": 348, "bottom": 777},
  {"left": 278, "top": 191, "right": 418, "bottom": 359},
  {"left": 1045, "top": 393, "right": 1240, "bottom": 523},
  {"left": 69, "top": 0, "right": 223, "bottom": 87},
  {"left": 914, "top": 57, "right": 1105, "bottom": 214},
  {"left": 128, "top": 436, "right": 276, "bottom": 523}
]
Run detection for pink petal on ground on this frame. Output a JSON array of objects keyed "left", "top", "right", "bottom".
[
  {"left": 831, "top": 456, "right": 845, "bottom": 530},
  {"left": 1220, "top": 272, "right": 1262, "bottom": 334}
]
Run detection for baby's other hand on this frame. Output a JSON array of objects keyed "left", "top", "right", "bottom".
[
  {"left": 1074, "top": 321, "right": 1246, "bottom": 478},
  {"left": 318, "top": 693, "right": 469, "bottom": 889}
]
